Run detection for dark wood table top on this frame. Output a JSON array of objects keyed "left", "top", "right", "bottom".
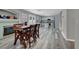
[{"left": 13, "top": 25, "right": 30, "bottom": 31}]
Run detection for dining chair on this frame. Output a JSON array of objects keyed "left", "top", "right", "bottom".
[
  {"left": 26, "top": 25, "right": 36, "bottom": 48},
  {"left": 13, "top": 24, "right": 23, "bottom": 45},
  {"left": 35, "top": 24, "right": 40, "bottom": 38},
  {"left": 13, "top": 24, "right": 28, "bottom": 48}
]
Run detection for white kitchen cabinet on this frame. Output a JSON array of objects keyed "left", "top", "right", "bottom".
[
  {"left": 0, "top": 19, "right": 19, "bottom": 39},
  {"left": 0, "top": 26, "right": 3, "bottom": 39}
]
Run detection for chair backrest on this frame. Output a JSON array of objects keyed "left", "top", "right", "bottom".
[
  {"left": 24, "top": 22, "right": 27, "bottom": 25},
  {"left": 30, "top": 25, "right": 35, "bottom": 32},
  {"left": 36, "top": 24, "right": 40, "bottom": 31}
]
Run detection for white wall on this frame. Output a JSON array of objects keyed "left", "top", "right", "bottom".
[
  {"left": 67, "top": 9, "right": 79, "bottom": 48},
  {"left": 55, "top": 9, "right": 77, "bottom": 48},
  {"left": 55, "top": 13, "right": 60, "bottom": 30},
  {"left": 8, "top": 9, "right": 42, "bottom": 23},
  {"left": 61, "top": 10, "right": 67, "bottom": 39},
  {"left": 41, "top": 16, "right": 55, "bottom": 28},
  {"left": 57, "top": 9, "right": 75, "bottom": 40},
  {"left": 42, "top": 16, "right": 54, "bottom": 20},
  {"left": 36, "top": 15, "right": 42, "bottom": 23},
  {"left": 61, "top": 9, "right": 76, "bottom": 41},
  {"left": 67, "top": 10, "right": 76, "bottom": 40},
  {"left": 41, "top": 14, "right": 61, "bottom": 29},
  {"left": 71, "top": 10, "right": 79, "bottom": 48},
  {"left": 8, "top": 9, "right": 29, "bottom": 23}
]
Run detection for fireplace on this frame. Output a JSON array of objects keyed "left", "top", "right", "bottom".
[{"left": 3, "top": 26, "right": 14, "bottom": 36}]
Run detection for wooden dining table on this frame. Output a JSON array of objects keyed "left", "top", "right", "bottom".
[
  {"left": 13, "top": 23, "right": 40, "bottom": 48},
  {"left": 13, "top": 25, "right": 30, "bottom": 31},
  {"left": 13, "top": 24, "right": 31, "bottom": 48}
]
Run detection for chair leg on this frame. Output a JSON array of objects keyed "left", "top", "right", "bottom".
[
  {"left": 33, "top": 35, "right": 36, "bottom": 42},
  {"left": 22, "top": 40, "right": 27, "bottom": 48},
  {"left": 28, "top": 37, "right": 31, "bottom": 48},
  {"left": 14, "top": 34, "right": 19, "bottom": 45},
  {"left": 37, "top": 29, "right": 39, "bottom": 38},
  {"left": 14, "top": 38, "right": 18, "bottom": 45},
  {"left": 37, "top": 33, "right": 39, "bottom": 38},
  {"left": 21, "top": 35, "right": 27, "bottom": 48}
]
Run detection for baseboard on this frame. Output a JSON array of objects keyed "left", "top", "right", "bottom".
[
  {"left": 61, "top": 31, "right": 67, "bottom": 39},
  {"left": 66, "top": 39, "right": 75, "bottom": 42},
  {"left": 61, "top": 31, "right": 75, "bottom": 42}
]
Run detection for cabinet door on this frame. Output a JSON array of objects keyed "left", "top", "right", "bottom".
[{"left": 0, "top": 26, "right": 3, "bottom": 39}]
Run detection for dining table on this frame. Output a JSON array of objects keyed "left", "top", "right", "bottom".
[
  {"left": 13, "top": 24, "right": 32, "bottom": 48},
  {"left": 13, "top": 23, "right": 39, "bottom": 48},
  {"left": 13, "top": 23, "right": 40, "bottom": 48}
]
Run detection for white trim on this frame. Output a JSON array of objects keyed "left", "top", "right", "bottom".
[
  {"left": 61, "top": 31, "right": 67, "bottom": 39},
  {"left": 66, "top": 39, "right": 75, "bottom": 42},
  {"left": 61, "top": 31, "right": 75, "bottom": 42}
]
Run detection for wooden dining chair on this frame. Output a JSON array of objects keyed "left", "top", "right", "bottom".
[
  {"left": 25, "top": 25, "right": 36, "bottom": 48},
  {"left": 13, "top": 24, "right": 28, "bottom": 48},
  {"left": 23, "top": 26, "right": 32, "bottom": 48},
  {"left": 23, "top": 25, "right": 36, "bottom": 48},
  {"left": 30, "top": 25, "right": 36, "bottom": 42},
  {"left": 35, "top": 24, "right": 40, "bottom": 38},
  {"left": 13, "top": 24, "right": 23, "bottom": 45}
]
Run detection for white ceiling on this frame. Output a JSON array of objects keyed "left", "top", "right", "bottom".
[{"left": 25, "top": 9, "right": 62, "bottom": 16}]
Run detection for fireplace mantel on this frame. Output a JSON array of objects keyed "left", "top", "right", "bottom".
[{"left": 0, "top": 19, "right": 19, "bottom": 39}]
